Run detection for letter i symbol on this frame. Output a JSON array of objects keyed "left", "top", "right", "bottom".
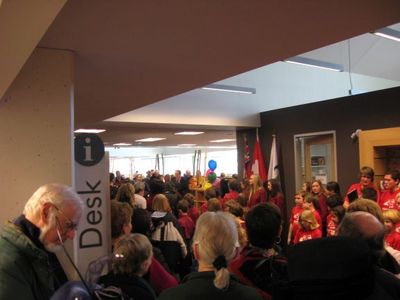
[{"left": 84, "top": 137, "right": 94, "bottom": 161}]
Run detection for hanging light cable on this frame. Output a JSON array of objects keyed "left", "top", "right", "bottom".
[{"left": 348, "top": 39, "right": 353, "bottom": 95}]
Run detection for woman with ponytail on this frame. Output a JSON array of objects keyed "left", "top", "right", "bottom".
[{"left": 158, "top": 211, "right": 262, "bottom": 300}]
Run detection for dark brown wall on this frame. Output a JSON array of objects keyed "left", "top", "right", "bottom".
[{"left": 237, "top": 86, "right": 400, "bottom": 222}]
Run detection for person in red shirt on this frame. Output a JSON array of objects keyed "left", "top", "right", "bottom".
[
  {"left": 265, "top": 178, "right": 284, "bottom": 213},
  {"left": 302, "top": 194, "right": 322, "bottom": 230},
  {"left": 247, "top": 174, "right": 266, "bottom": 209},
  {"left": 229, "top": 203, "right": 287, "bottom": 300},
  {"left": 183, "top": 193, "right": 199, "bottom": 224},
  {"left": 383, "top": 209, "right": 400, "bottom": 251},
  {"left": 378, "top": 170, "right": 400, "bottom": 211},
  {"left": 325, "top": 194, "right": 344, "bottom": 237},
  {"left": 177, "top": 200, "right": 195, "bottom": 241},
  {"left": 311, "top": 180, "right": 328, "bottom": 235},
  {"left": 221, "top": 179, "right": 241, "bottom": 209},
  {"left": 294, "top": 209, "right": 322, "bottom": 244},
  {"left": 326, "top": 205, "right": 346, "bottom": 237},
  {"left": 224, "top": 200, "right": 247, "bottom": 249},
  {"left": 344, "top": 166, "right": 379, "bottom": 208},
  {"left": 200, "top": 187, "right": 217, "bottom": 213},
  {"left": 287, "top": 190, "right": 305, "bottom": 245}
]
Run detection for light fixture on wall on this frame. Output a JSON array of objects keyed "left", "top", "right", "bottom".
[
  {"left": 202, "top": 84, "right": 256, "bottom": 94},
  {"left": 285, "top": 56, "right": 343, "bottom": 72},
  {"left": 373, "top": 27, "right": 400, "bottom": 42}
]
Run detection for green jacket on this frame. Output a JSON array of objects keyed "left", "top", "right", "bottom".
[{"left": 0, "top": 222, "right": 57, "bottom": 300}]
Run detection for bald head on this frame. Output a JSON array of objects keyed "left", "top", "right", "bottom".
[
  {"left": 338, "top": 211, "right": 384, "bottom": 238},
  {"left": 338, "top": 212, "right": 385, "bottom": 261},
  {"left": 339, "top": 211, "right": 384, "bottom": 238}
]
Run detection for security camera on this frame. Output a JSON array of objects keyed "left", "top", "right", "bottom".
[{"left": 350, "top": 129, "right": 362, "bottom": 140}]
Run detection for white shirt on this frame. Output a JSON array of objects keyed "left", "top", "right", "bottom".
[{"left": 134, "top": 194, "right": 147, "bottom": 209}]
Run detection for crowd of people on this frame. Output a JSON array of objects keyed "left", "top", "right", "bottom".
[{"left": 1, "top": 166, "right": 400, "bottom": 299}]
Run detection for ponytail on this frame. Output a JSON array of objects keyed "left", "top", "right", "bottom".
[{"left": 213, "top": 255, "right": 229, "bottom": 289}]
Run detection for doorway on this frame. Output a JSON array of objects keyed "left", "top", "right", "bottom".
[{"left": 294, "top": 131, "right": 337, "bottom": 190}]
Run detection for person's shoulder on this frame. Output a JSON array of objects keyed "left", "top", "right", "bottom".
[
  {"left": 158, "top": 283, "right": 187, "bottom": 300},
  {"left": 230, "top": 278, "right": 263, "bottom": 299}
]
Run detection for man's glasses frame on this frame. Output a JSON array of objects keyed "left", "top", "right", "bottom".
[{"left": 51, "top": 204, "right": 79, "bottom": 232}]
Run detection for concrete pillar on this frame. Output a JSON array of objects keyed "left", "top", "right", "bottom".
[{"left": 0, "top": 47, "right": 74, "bottom": 226}]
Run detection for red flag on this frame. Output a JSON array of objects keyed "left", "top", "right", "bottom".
[
  {"left": 243, "top": 135, "right": 252, "bottom": 179},
  {"left": 251, "top": 131, "right": 267, "bottom": 181}
]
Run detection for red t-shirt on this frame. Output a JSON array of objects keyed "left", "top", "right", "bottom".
[
  {"left": 290, "top": 205, "right": 303, "bottom": 238},
  {"left": 247, "top": 188, "right": 266, "bottom": 209},
  {"left": 178, "top": 214, "right": 195, "bottom": 240},
  {"left": 188, "top": 206, "right": 199, "bottom": 224},
  {"left": 311, "top": 209, "right": 323, "bottom": 229},
  {"left": 200, "top": 201, "right": 208, "bottom": 214},
  {"left": 221, "top": 191, "right": 239, "bottom": 208},
  {"left": 344, "top": 182, "right": 379, "bottom": 206},
  {"left": 294, "top": 228, "right": 322, "bottom": 244},
  {"left": 385, "top": 223, "right": 400, "bottom": 251},
  {"left": 326, "top": 212, "right": 337, "bottom": 237},
  {"left": 378, "top": 189, "right": 400, "bottom": 211}
]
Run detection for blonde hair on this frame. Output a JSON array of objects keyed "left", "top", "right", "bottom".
[
  {"left": 383, "top": 209, "right": 400, "bottom": 225},
  {"left": 152, "top": 194, "right": 171, "bottom": 212},
  {"left": 300, "top": 209, "right": 319, "bottom": 230},
  {"left": 115, "top": 183, "right": 136, "bottom": 206},
  {"left": 193, "top": 212, "right": 239, "bottom": 289},
  {"left": 250, "top": 174, "right": 262, "bottom": 193},
  {"left": 112, "top": 233, "right": 152, "bottom": 276}
]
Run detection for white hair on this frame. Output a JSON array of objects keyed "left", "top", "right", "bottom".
[
  {"left": 193, "top": 211, "right": 239, "bottom": 289},
  {"left": 23, "top": 183, "right": 83, "bottom": 219}
]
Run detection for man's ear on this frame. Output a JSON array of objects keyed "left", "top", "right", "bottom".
[
  {"left": 41, "top": 202, "right": 53, "bottom": 224},
  {"left": 140, "top": 257, "right": 152, "bottom": 274},
  {"left": 192, "top": 242, "right": 200, "bottom": 260}
]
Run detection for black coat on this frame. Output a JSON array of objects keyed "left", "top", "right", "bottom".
[
  {"left": 98, "top": 272, "right": 156, "bottom": 300},
  {"left": 158, "top": 271, "right": 262, "bottom": 300}
]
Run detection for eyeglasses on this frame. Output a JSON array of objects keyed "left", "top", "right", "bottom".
[{"left": 52, "top": 204, "right": 78, "bottom": 232}]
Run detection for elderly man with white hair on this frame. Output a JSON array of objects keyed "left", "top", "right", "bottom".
[{"left": 0, "top": 183, "right": 83, "bottom": 300}]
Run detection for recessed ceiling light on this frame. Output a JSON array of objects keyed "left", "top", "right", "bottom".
[
  {"left": 178, "top": 144, "right": 197, "bottom": 147},
  {"left": 135, "top": 137, "right": 166, "bottom": 142},
  {"left": 285, "top": 56, "right": 343, "bottom": 72},
  {"left": 113, "top": 143, "right": 132, "bottom": 146},
  {"left": 74, "top": 129, "right": 106, "bottom": 133},
  {"left": 202, "top": 84, "right": 256, "bottom": 94},
  {"left": 174, "top": 131, "right": 204, "bottom": 135},
  {"left": 373, "top": 27, "right": 400, "bottom": 42},
  {"left": 209, "top": 139, "right": 236, "bottom": 143}
]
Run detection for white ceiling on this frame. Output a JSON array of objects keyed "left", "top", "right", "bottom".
[
  {"left": 33, "top": 1, "right": 400, "bottom": 149},
  {"left": 106, "top": 22, "right": 400, "bottom": 149}
]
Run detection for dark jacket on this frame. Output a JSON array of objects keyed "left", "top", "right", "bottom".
[
  {"left": 229, "top": 246, "right": 288, "bottom": 300},
  {"left": 98, "top": 272, "right": 156, "bottom": 300},
  {"left": 0, "top": 218, "right": 65, "bottom": 300},
  {"left": 158, "top": 271, "right": 262, "bottom": 300}
]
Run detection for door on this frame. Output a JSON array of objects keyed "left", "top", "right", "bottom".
[{"left": 294, "top": 131, "right": 337, "bottom": 190}]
